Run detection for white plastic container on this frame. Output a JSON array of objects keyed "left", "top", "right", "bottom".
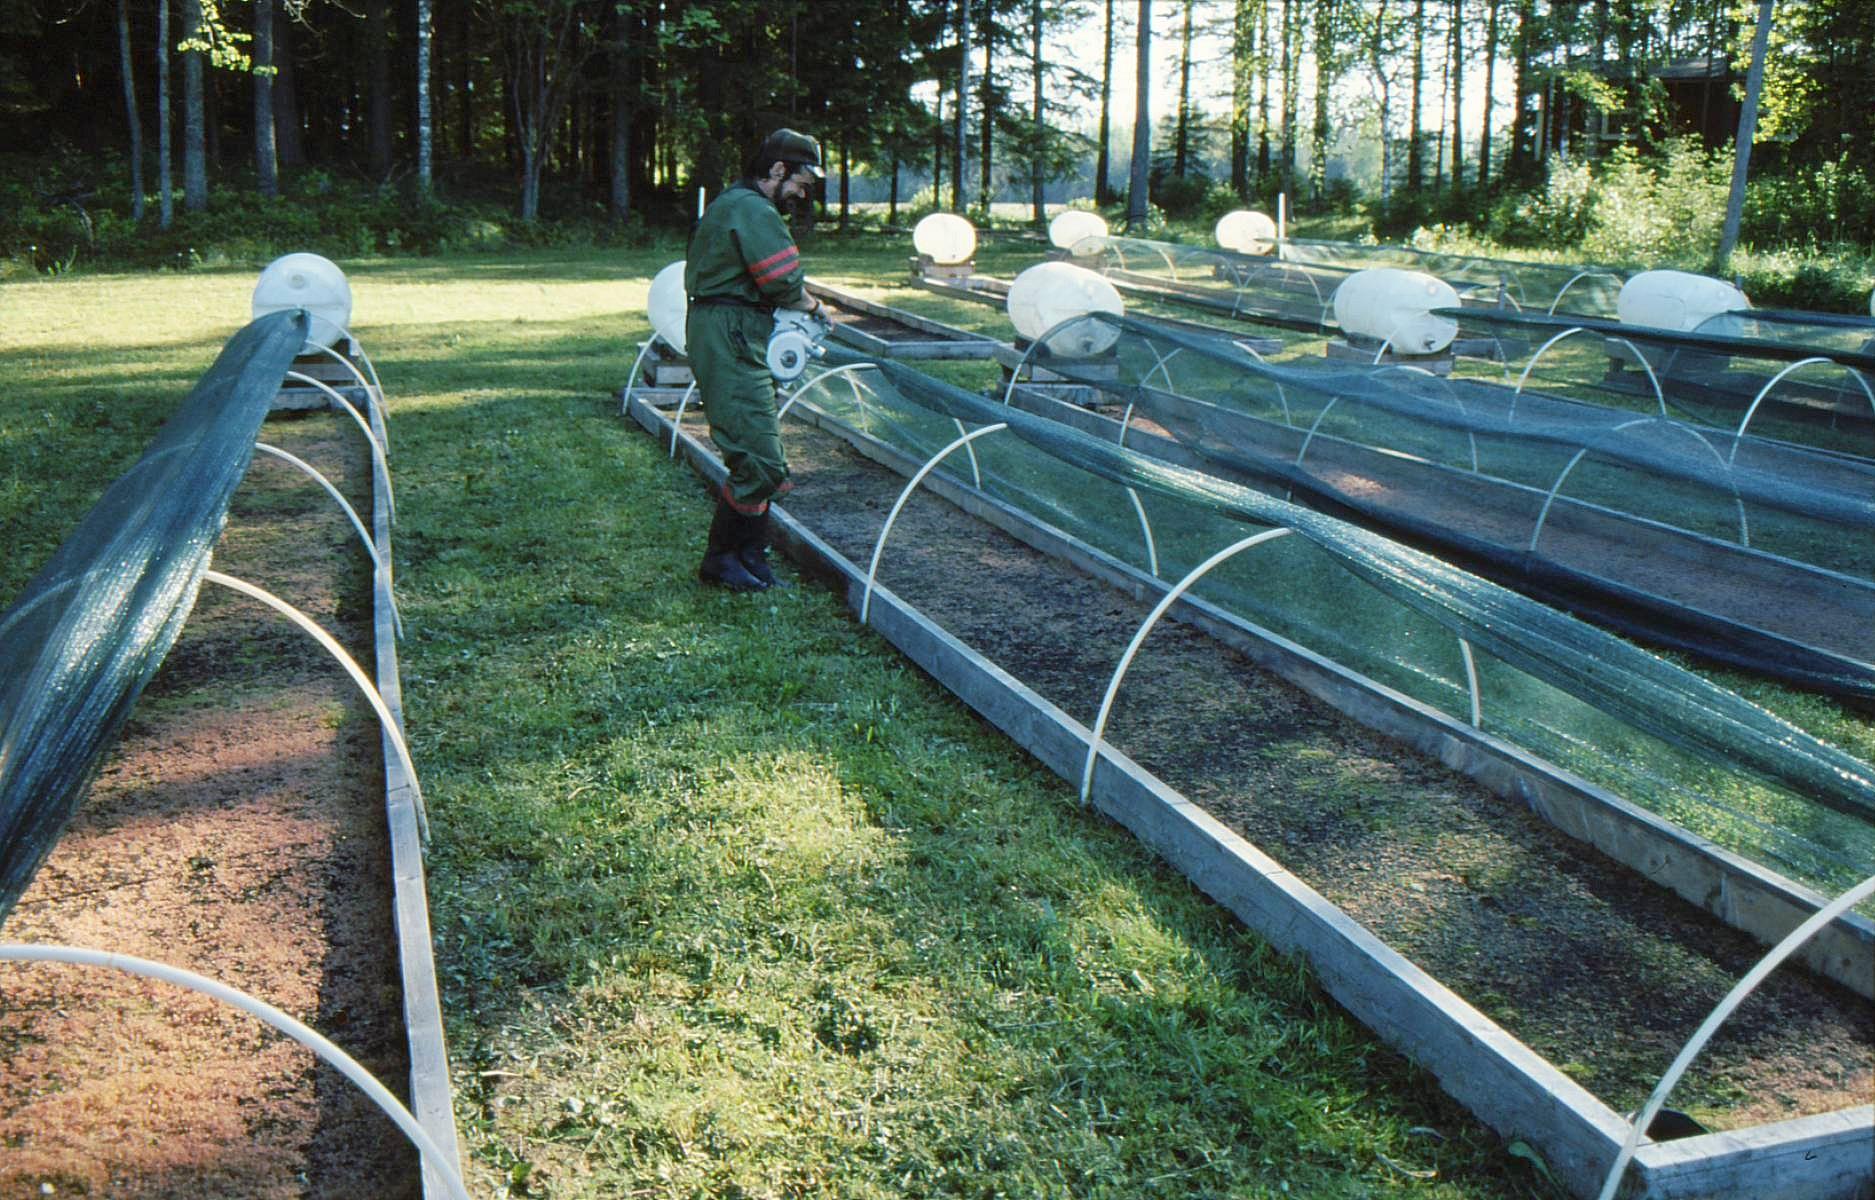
[
  {"left": 1616, "top": 270, "right": 1750, "bottom": 332},
  {"left": 252, "top": 253, "right": 352, "bottom": 353},
  {"left": 912, "top": 213, "right": 977, "bottom": 266},
  {"left": 647, "top": 260, "right": 689, "bottom": 354},
  {"left": 1006, "top": 262, "right": 1125, "bottom": 357},
  {"left": 1214, "top": 210, "right": 1278, "bottom": 256},
  {"left": 1048, "top": 210, "right": 1109, "bottom": 252},
  {"left": 1331, "top": 268, "right": 1461, "bottom": 355}
]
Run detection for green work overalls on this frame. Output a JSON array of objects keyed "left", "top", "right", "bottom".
[{"left": 684, "top": 181, "right": 807, "bottom": 510}]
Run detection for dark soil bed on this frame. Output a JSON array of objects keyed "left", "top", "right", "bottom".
[
  {"left": 744, "top": 405, "right": 1873, "bottom": 1134},
  {"left": 0, "top": 411, "right": 417, "bottom": 1198}
]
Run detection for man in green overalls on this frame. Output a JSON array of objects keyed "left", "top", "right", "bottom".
[{"left": 685, "top": 128, "right": 830, "bottom": 592}]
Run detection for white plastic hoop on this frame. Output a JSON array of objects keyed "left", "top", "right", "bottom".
[
  {"left": 1594, "top": 870, "right": 1875, "bottom": 1200},
  {"left": 1511, "top": 327, "right": 1666, "bottom": 424},
  {"left": 1730, "top": 356, "right": 1875, "bottom": 459},
  {"left": 1080, "top": 528, "right": 1295, "bottom": 803},
  {"left": 284, "top": 372, "right": 395, "bottom": 520},
  {"left": 203, "top": 570, "right": 427, "bottom": 842},
  {"left": 860, "top": 424, "right": 1010, "bottom": 625},
  {"left": 0, "top": 943, "right": 470, "bottom": 1200}
]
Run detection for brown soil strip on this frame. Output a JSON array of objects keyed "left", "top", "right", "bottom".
[{"left": 0, "top": 411, "right": 417, "bottom": 1198}]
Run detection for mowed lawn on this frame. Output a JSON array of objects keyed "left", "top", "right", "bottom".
[{"left": 1, "top": 247, "right": 1548, "bottom": 1198}]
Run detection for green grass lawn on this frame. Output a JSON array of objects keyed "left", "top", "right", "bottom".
[{"left": 3, "top": 246, "right": 1622, "bottom": 1198}]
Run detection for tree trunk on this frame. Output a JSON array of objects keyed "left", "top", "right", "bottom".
[
  {"left": 1715, "top": 0, "right": 1774, "bottom": 271},
  {"left": 1407, "top": 0, "right": 1424, "bottom": 189},
  {"left": 1449, "top": 0, "right": 1464, "bottom": 188},
  {"left": 254, "top": 0, "right": 278, "bottom": 198},
  {"left": 933, "top": 91, "right": 945, "bottom": 206},
  {"left": 1126, "top": 0, "right": 1151, "bottom": 229},
  {"left": 1310, "top": 0, "right": 1336, "bottom": 199},
  {"left": 1096, "top": 0, "right": 1114, "bottom": 204},
  {"left": 119, "top": 0, "right": 145, "bottom": 221},
  {"left": 1508, "top": 0, "right": 1534, "bottom": 180},
  {"left": 416, "top": 0, "right": 433, "bottom": 192},
  {"left": 180, "top": 0, "right": 207, "bottom": 211},
  {"left": 1373, "top": 0, "right": 1393, "bottom": 205},
  {"left": 608, "top": 1, "right": 631, "bottom": 220},
  {"left": 1255, "top": 0, "right": 1271, "bottom": 179},
  {"left": 1174, "top": 0, "right": 1193, "bottom": 176},
  {"left": 1031, "top": 0, "right": 1045, "bottom": 225},
  {"left": 368, "top": 0, "right": 393, "bottom": 178},
  {"left": 953, "top": 0, "right": 969, "bottom": 209},
  {"left": 1278, "top": 0, "right": 1297, "bottom": 181},
  {"left": 158, "top": 0, "right": 172, "bottom": 228},
  {"left": 273, "top": 13, "right": 305, "bottom": 169},
  {"left": 978, "top": 35, "right": 993, "bottom": 213},
  {"left": 1478, "top": 0, "right": 1499, "bottom": 186},
  {"left": 1230, "top": 0, "right": 1254, "bottom": 199},
  {"left": 839, "top": 138, "right": 852, "bottom": 229}
]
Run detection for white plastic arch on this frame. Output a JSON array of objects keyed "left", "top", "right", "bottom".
[
  {"left": 250, "top": 442, "right": 404, "bottom": 641},
  {"left": 0, "top": 943, "right": 470, "bottom": 1200},
  {"left": 1729, "top": 356, "right": 1875, "bottom": 458},
  {"left": 253, "top": 443, "right": 384, "bottom": 573},
  {"left": 317, "top": 329, "right": 390, "bottom": 450},
  {"left": 1510, "top": 327, "right": 1666, "bottom": 422},
  {"left": 203, "top": 570, "right": 428, "bottom": 841},
  {"left": 669, "top": 381, "right": 700, "bottom": 457},
  {"left": 1594, "top": 869, "right": 1875, "bottom": 1200},
  {"left": 284, "top": 372, "right": 396, "bottom": 520},
  {"left": 1080, "top": 528, "right": 1296, "bottom": 802},
  {"left": 1528, "top": 416, "right": 1748, "bottom": 553},
  {"left": 860, "top": 423, "right": 1009, "bottom": 626},
  {"left": 1547, "top": 270, "right": 1625, "bottom": 317},
  {"left": 1229, "top": 341, "right": 1294, "bottom": 427},
  {"left": 1372, "top": 364, "right": 1481, "bottom": 474}
]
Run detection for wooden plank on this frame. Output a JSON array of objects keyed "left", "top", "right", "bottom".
[
  {"left": 1633, "top": 1106, "right": 1875, "bottom": 1200},
  {"left": 365, "top": 391, "right": 463, "bottom": 1198}
]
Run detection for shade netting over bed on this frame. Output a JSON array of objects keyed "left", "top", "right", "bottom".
[
  {"left": 996, "top": 311, "right": 1875, "bottom": 699},
  {"left": 793, "top": 346, "right": 1875, "bottom": 900},
  {"left": 0, "top": 311, "right": 308, "bottom": 922}
]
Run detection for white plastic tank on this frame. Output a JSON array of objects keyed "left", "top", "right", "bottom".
[
  {"left": 647, "top": 260, "right": 689, "bottom": 354},
  {"left": 252, "top": 253, "right": 352, "bottom": 353},
  {"left": 1331, "top": 268, "right": 1461, "bottom": 355},
  {"left": 1005, "top": 262, "right": 1125, "bottom": 357},
  {"left": 1214, "top": 210, "right": 1278, "bottom": 256},
  {"left": 1616, "top": 270, "right": 1750, "bottom": 332},
  {"left": 912, "top": 213, "right": 977, "bottom": 266},
  {"left": 1048, "top": 210, "right": 1109, "bottom": 252}
]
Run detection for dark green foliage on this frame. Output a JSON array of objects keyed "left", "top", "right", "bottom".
[{"left": 1149, "top": 171, "right": 1209, "bottom": 219}]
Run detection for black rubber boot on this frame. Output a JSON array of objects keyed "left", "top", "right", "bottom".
[
  {"left": 698, "top": 496, "right": 769, "bottom": 592},
  {"left": 737, "top": 507, "right": 790, "bottom": 590}
]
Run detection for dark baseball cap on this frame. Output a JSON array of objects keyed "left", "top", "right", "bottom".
[{"left": 758, "top": 128, "right": 824, "bottom": 179}]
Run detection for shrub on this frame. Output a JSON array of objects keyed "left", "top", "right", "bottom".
[
  {"left": 1743, "top": 157, "right": 1875, "bottom": 249},
  {"left": 1151, "top": 172, "right": 1210, "bottom": 218},
  {"left": 1580, "top": 138, "right": 1728, "bottom": 267},
  {"left": 1486, "top": 156, "right": 1594, "bottom": 247}
]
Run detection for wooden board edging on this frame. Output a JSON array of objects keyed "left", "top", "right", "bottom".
[{"left": 364, "top": 393, "right": 463, "bottom": 1198}]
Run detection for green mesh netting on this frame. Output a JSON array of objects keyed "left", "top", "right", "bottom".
[
  {"left": 798, "top": 346, "right": 1875, "bottom": 896},
  {"left": 0, "top": 311, "right": 308, "bottom": 922}
]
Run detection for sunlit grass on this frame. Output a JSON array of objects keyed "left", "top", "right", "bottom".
[{"left": 0, "top": 249, "right": 1562, "bottom": 1196}]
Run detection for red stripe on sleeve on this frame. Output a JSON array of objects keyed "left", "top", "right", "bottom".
[
  {"left": 747, "top": 245, "right": 797, "bottom": 274},
  {"left": 750, "top": 251, "right": 800, "bottom": 286}
]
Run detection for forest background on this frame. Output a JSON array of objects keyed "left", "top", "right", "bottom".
[{"left": 3, "top": 0, "right": 1872, "bottom": 311}]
